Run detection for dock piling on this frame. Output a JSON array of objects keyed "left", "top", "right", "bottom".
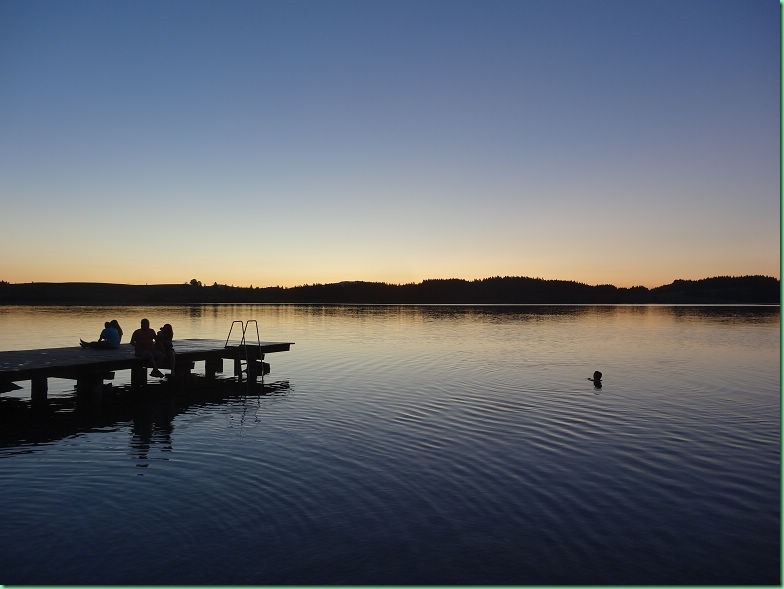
[
  {"left": 205, "top": 357, "right": 223, "bottom": 379},
  {"left": 131, "top": 365, "right": 147, "bottom": 389},
  {"left": 31, "top": 375, "right": 48, "bottom": 406}
]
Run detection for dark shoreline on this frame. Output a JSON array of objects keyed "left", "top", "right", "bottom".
[{"left": 0, "top": 275, "right": 778, "bottom": 305}]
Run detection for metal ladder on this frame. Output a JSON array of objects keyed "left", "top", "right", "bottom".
[{"left": 225, "top": 320, "right": 262, "bottom": 379}]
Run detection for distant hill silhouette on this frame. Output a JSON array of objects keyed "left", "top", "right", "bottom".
[{"left": 0, "top": 275, "right": 778, "bottom": 305}]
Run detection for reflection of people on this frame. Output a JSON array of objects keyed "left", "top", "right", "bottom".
[
  {"left": 155, "top": 323, "right": 175, "bottom": 371},
  {"left": 80, "top": 321, "right": 121, "bottom": 349},
  {"left": 131, "top": 318, "right": 164, "bottom": 378},
  {"left": 587, "top": 370, "right": 602, "bottom": 388},
  {"left": 131, "top": 397, "right": 175, "bottom": 468}
]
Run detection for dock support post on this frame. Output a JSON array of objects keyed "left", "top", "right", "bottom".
[
  {"left": 76, "top": 375, "right": 105, "bottom": 406},
  {"left": 31, "top": 375, "right": 48, "bottom": 406},
  {"left": 247, "top": 359, "right": 257, "bottom": 383},
  {"left": 205, "top": 357, "right": 223, "bottom": 379},
  {"left": 171, "top": 362, "right": 194, "bottom": 386},
  {"left": 246, "top": 355, "right": 270, "bottom": 384},
  {"left": 131, "top": 365, "right": 147, "bottom": 389},
  {"left": 170, "top": 368, "right": 184, "bottom": 386},
  {"left": 76, "top": 375, "right": 104, "bottom": 396}
]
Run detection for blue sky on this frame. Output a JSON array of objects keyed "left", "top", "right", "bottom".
[{"left": 0, "top": 0, "right": 779, "bottom": 287}]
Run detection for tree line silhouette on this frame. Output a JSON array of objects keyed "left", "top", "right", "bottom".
[{"left": 0, "top": 275, "right": 778, "bottom": 305}]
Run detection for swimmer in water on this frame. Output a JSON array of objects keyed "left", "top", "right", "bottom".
[{"left": 587, "top": 370, "right": 602, "bottom": 388}]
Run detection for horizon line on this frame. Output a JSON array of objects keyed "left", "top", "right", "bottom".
[{"left": 2, "top": 273, "right": 779, "bottom": 291}]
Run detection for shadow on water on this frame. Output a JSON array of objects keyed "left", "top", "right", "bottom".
[{"left": 0, "top": 376, "right": 291, "bottom": 449}]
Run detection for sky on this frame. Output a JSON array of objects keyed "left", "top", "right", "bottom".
[{"left": 0, "top": 0, "right": 779, "bottom": 289}]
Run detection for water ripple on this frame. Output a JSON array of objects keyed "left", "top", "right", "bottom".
[{"left": 0, "top": 305, "right": 779, "bottom": 585}]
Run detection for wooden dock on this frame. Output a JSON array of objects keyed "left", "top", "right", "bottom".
[{"left": 0, "top": 338, "right": 294, "bottom": 404}]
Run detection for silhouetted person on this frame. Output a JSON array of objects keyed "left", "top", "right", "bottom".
[
  {"left": 110, "top": 319, "right": 123, "bottom": 342},
  {"left": 80, "top": 321, "right": 121, "bottom": 349},
  {"left": 131, "top": 318, "right": 163, "bottom": 378},
  {"left": 587, "top": 370, "right": 602, "bottom": 389},
  {"left": 154, "top": 323, "right": 175, "bottom": 372}
]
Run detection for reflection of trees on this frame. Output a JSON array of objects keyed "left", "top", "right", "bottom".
[
  {"left": 0, "top": 276, "right": 778, "bottom": 304},
  {"left": 666, "top": 304, "right": 779, "bottom": 324}
]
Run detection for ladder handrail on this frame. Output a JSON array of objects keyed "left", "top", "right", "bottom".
[
  {"left": 246, "top": 319, "right": 261, "bottom": 348},
  {"left": 224, "top": 319, "right": 262, "bottom": 348},
  {"left": 224, "top": 320, "right": 263, "bottom": 375},
  {"left": 223, "top": 319, "right": 264, "bottom": 383},
  {"left": 224, "top": 320, "right": 245, "bottom": 348}
]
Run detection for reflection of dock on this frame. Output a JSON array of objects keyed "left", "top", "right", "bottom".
[
  {"left": 0, "top": 339, "right": 294, "bottom": 404},
  {"left": 0, "top": 376, "right": 291, "bottom": 449}
]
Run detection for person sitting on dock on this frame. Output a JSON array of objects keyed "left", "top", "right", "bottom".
[
  {"left": 131, "top": 318, "right": 164, "bottom": 378},
  {"left": 154, "top": 323, "right": 175, "bottom": 372},
  {"left": 110, "top": 319, "right": 123, "bottom": 342},
  {"left": 80, "top": 321, "right": 121, "bottom": 349}
]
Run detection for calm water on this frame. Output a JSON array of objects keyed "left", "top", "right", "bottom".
[{"left": 0, "top": 304, "right": 779, "bottom": 585}]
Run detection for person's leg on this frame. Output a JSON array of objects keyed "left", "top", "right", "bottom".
[
  {"left": 149, "top": 351, "right": 164, "bottom": 377},
  {"left": 83, "top": 340, "right": 111, "bottom": 349}
]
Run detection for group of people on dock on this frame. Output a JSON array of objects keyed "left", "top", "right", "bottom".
[
  {"left": 80, "top": 319, "right": 124, "bottom": 350},
  {"left": 80, "top": 319, "right": 175, "bottom": 378}
]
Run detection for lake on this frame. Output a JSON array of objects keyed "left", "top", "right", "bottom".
[{"left": 0, "top": 304, "right": 779, "bottom": 585}]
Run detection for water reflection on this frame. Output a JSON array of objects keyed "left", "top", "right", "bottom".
[
  {"left": 131, "top": 397, "right": 174, "bottom": 469},
  {"left": 243, "top": 302, "right": 779, "bottom": 328},
  {"left": 187, "top": 305, "right": 204, "bottom": 319},
  {"left": 0, "top": 304, "right": 778, "bottom": 353},
  {"left": 0, "top": 377, "right": 291, "bottom": 451},
  {"left": 665, "top": 304, "right": 780, "bottom": 323},
  {"left": 0, "top": 305, "right": 778, "bottom": 585}
]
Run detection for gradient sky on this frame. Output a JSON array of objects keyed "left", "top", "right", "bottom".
[{"left": 1, "top": 0, "right": 779, "bottom": 288}]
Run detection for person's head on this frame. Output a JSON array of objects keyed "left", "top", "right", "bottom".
[
  {"left": 105, "top": 322, "right": 112, "bottom": 328},
  {"left": 141, "top": 318, "right": 150, "bottom": 329},
  {"left": 593, "top": 370, "right": 602, "bottom": 381},
  {"left": 162, "top": 323, "right": 173, "bottom": 339}
]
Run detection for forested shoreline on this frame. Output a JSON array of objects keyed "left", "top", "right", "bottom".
[{"left": 0, "top": 275, "right": 778, "bottom": 305}]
